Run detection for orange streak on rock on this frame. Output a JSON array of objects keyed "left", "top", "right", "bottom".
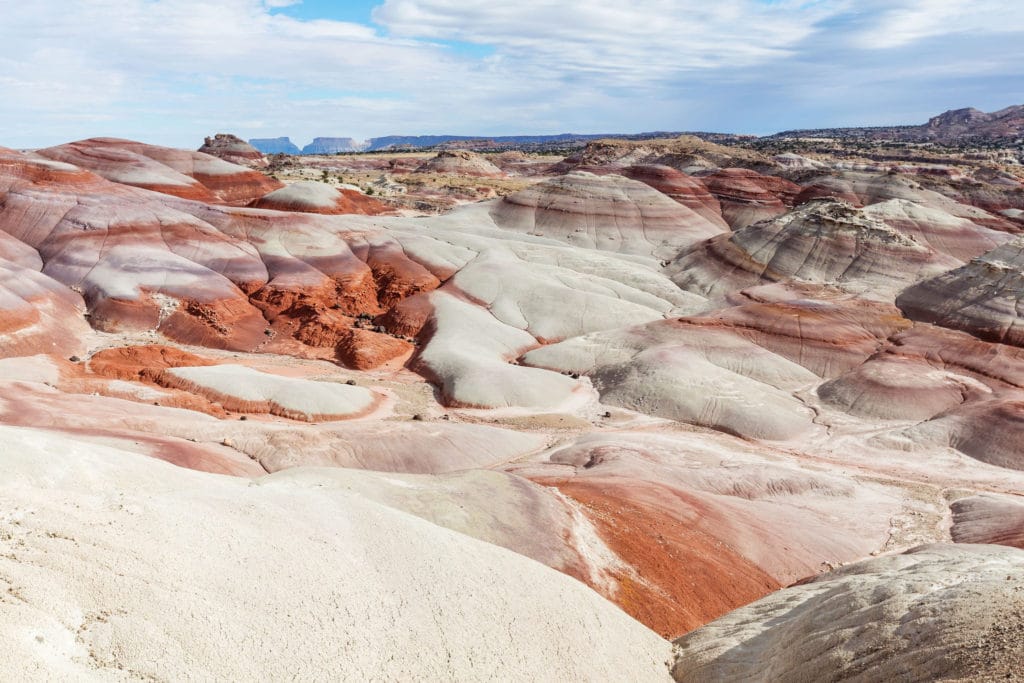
[{"left": 541, "top": 479, "right": 780, "bottom": 639}]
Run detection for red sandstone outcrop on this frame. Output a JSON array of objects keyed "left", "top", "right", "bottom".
[
  {"left": 87, "top": 344, "right": 219, "bottom": 382},
  {"left": 199, "top": 133, "right": 268, "bottom": 168}
]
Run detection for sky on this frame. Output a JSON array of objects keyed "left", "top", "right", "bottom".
[{"left": 1, "top": 0, "right": 1022, "bottom": 148}]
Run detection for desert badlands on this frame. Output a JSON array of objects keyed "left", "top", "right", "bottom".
[{"left": 1, "top": 119, "right": 1024, "bottom": 681}]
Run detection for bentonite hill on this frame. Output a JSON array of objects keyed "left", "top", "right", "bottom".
[{"left": 1, "top": 120, "right": 1024, "bottom": 681}]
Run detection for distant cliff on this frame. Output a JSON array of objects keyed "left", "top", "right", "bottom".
[
  {"left": 301, "top": 137, "right": 368, "bottom": 154},
  {"left": 248, "top": 131, "right": 714, "bottom": 155},
  {"left": 249, "top": 137, "right": 302, "bottom": 154}
]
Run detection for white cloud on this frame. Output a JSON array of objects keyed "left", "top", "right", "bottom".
[
  {"left": 851, "top": 0, "right": 1024, "bottom": 49},
  {"left": 374, "top": 0, "right": 837, "bottom": 78}
]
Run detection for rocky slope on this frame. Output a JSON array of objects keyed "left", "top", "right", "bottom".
[{"left": 672, "top": 544, "right": 1024, "bottom": 681}]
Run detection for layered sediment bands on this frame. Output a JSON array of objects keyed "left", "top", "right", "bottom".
[
  {"left": 199, "top": 133, "right": 268, "bottom": 168},
  {"left": 795, "top": 171, "right": 1019, "bottom": 232},
  {"left": 377, "top": 291, "right": 435, "bottom": 337},
  {"left": 622, "top": 164, "right": 729, "bottom": 229},
  {"left": 699, "top": 168, "right": 801, "bottom": 229},
  {"left": 838, "top": 325, "right": 1024, "bottom": 465},
  {"left": 817, "top": 355, "right": 983, "bottom": 420},
  {"left": 881, "top": 397, "right": 1024, "bottom": 470},
  {"left": 687, "top": 294, "right": 911, "bottom": 377},
  {"left": 250, "top": 181, "right": 391, "bottom": 215},
  {"left": 670, "top": 199, "right": 959, "bottom": 301},
  {"left": 490, "top": 171, "right": 725, "bottom": 259},
  {"left": 863, "top": 198, "right": 1014, "bottom": 261},
  {"left": 210, "top": 211, "right": 381, "bottom": 320},
  {"left": 0, "top": 379, "right": 261, "bottom": 474},
  {"left": 672, "top": 544, "right": 1024, "bottom": 682},
  {"left": 0, "top": 258, "right": 90, "bottom": 359},
  {"left": 950, "top": 494, "right": 1024, "bottom": 549},
  {"left": 361, "top": 238, "right": 442, "bottom": 308},
  {"left": 944, "top": 400, "right": 1024, "bottom": 470},
  {"left": 0, "top": 147, "right": 274, "bottom": 349},
  {"left": 522, "top": 317, "right": 819, "bottom": 440},
  {"left": 897, "top": 236, "right": 1024, "bottom": 347},
  {"left": 882, "top": 324, "right": 1024, "bottom": 388},
  {"left": 414, "top": 150, "right": 506, "bottom": 178},
  {"left": 38, "top": 137, "right": 283, "bottom": 204}
]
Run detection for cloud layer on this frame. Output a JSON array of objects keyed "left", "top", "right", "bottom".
[{"left": 0, "top": 0, "right": 1021, "bottom": 147}]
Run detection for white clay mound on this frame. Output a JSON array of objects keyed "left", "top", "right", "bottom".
[
  {"left": 0, "top": 425, "right": 672, "bottom": 681},
  {"left": 165, "top": 364, "right": 379, "bottom": 420}
]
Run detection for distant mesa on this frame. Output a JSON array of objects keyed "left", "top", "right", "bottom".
[
  {"left": 301, "top": 137, "right": 369, "bottom": 155},
  {"left": 199, "top": 133, "right": 268, "bottom": 168},
  {"left": 245, "top": 104, "right": 1024, "bottom": 158},
  {"left": 249, "top": 136, "right": 302, "bottom": 155}
]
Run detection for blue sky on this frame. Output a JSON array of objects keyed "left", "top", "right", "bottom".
[{"left": 0, "top": 0, "right": 1021, "bottom": 148}]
